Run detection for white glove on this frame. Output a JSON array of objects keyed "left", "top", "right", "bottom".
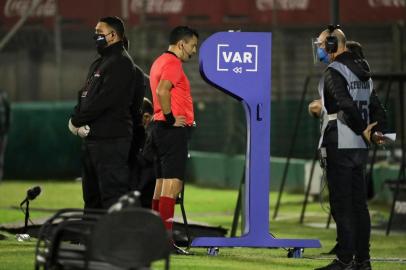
[
  {"left": 68, "top": 118, "right": 79, "bottom": 135},
  {"left": 78, "top": 125, "right": 90, "bottom": 138}
]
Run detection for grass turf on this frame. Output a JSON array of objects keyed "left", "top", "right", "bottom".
[{"left": 0, "top": 180, "right": 405, "bottom": 270}]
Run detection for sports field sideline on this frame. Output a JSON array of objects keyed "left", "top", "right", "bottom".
[{"left": 0, "top": 180, "right": 405, "bottom": 270}]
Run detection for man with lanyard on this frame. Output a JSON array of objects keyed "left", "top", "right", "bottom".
[
  {"left": 149, "top": 26, "right": 198, "bottom": 255},
  {"left": 313, "top": 26, "right": 387, "bottom": 270},
  {"left": 69, "top": 16, "right": 145, "bottom": 210}
]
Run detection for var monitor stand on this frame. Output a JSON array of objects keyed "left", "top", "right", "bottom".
[{"left": 190, "top": 31, "right": 321, "bottom": 257}]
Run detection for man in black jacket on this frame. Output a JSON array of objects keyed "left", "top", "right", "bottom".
[
  {"left": 313, "top": 26, "right": 387, "bottom": 270},
  {"left": 69, "top": 16, "right": 145, "bottom": 209}
]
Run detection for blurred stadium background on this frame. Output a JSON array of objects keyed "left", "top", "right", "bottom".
[{"left": 0, "top": 0, "right": 404, "bottom": 200}]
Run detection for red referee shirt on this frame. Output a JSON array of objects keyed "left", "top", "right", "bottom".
[{"left": 149, "top": 52, "right": 194, "bottom": 125}]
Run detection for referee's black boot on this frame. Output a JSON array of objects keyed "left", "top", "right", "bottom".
[
  {"left": 356, "top": 260, "right": 372, "bottom": 270},
  {"left": 314, "top": 259, "right": 356, "bottom": 270}
]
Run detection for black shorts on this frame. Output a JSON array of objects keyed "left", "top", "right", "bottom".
[{"left": 152, "top": 122, "right": 189, "bottom": 180}]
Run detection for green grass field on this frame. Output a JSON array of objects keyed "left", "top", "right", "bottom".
[{"left": 0, "top": 180, "right": 405, "bottom": 270}]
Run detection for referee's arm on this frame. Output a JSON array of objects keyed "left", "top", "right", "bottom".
[
  {"left": 156, "top": 80, "right": 173, "bottom": 114},
  {"left": 156, "top": 79, "right": 186, "bottom": 127}
]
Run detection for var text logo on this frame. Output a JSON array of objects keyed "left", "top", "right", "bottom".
[{"left": 217, "top": 44, "right": 258, "bottom": 74}]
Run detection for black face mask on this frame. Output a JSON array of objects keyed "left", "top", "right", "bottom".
[{"left": 93, "top": 33, "right": 109, "bottom": 54}]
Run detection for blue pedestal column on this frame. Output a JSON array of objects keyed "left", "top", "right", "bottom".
[{"left": 191, "top": 32, "right": 320, "bottom": 249}]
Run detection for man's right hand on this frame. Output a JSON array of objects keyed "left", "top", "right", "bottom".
[
  {"left": 362, "top": 122, "right": 378, "bottom": 144},
  {"left": 174, "top": 115, "right": 186, "bottom": 127}
]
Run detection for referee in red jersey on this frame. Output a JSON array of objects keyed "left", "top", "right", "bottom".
[{"left": 149, "top": 26, "right": 198, "bottom": 254}]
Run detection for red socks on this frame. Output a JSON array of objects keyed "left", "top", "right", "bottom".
[
  {"left": 152, "top": 199, "right": 160, "bottom": 212},
  {"left": 158, "top": 196, "right": 176, "bottom": 231}
]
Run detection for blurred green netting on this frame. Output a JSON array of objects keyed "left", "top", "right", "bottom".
[{"left": 4, "top": 96, "right": 396, "bottom": 179}]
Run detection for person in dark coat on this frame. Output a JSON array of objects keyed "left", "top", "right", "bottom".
[{"left": 68, "top": 16, "right": 145, "bottom": 209}]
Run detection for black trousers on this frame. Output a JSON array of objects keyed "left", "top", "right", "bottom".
[
  {"left": 325, "top": 145, "right": 370, "bottom": 263},
  {"left": 81, "top": 138, "right": 131, "bottom": 209}
]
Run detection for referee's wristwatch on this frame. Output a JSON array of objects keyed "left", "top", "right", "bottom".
[{"left": 164, "top": 112, "right": 176, "bottom": 126}]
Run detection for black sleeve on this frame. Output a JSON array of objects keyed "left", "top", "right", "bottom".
[
  {"left": 71, "top": 90, "right": 82, "bottom": 119},
  {"left": 71, "top": 59, "right": 133, "bottom": 127},
  {"left": 369, "top": 89, "right": 388, "bottom": 134},
  {"left": 324, "top": 68, "right": 367, "bottom": 135},
  {"left": 130, "top": 67, "right": 146, "bottom": 128},
  {"left": 71, "top": 59, "right": 100, "bottom": 121}
]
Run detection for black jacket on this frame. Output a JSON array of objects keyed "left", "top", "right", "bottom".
[
  {"left": 71, "top": 42, "right": 145, "bottom": 140},
  {"left": 323, "top": 51, "right": 388, "bottom": 145}
]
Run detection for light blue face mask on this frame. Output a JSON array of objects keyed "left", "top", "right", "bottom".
[{"left": 317, "top": 47, "right": 330, "bottom": 64}]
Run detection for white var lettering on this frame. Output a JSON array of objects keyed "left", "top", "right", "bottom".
[
  {"left": 222, "top": 52, "right": 253, "bottom": 63},
  {"left": 222, "top": 52, "right": 233, "bottom": 63},
  {"left": 243, "top": 52, "right": 253, "bottom": 63}
]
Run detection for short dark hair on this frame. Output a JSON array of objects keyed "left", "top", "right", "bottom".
[
  {"left": 100, "top": 16, "right": 125, "bottom": 38},
  {"left": 169, "top": 26, "right": 199, "bottom": 45},
  {"left": 142, "top": 98, "right": 153, "bottom": 115},
  {"left": 99, "top": 16, "right": 129, "bottom": 49}
]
